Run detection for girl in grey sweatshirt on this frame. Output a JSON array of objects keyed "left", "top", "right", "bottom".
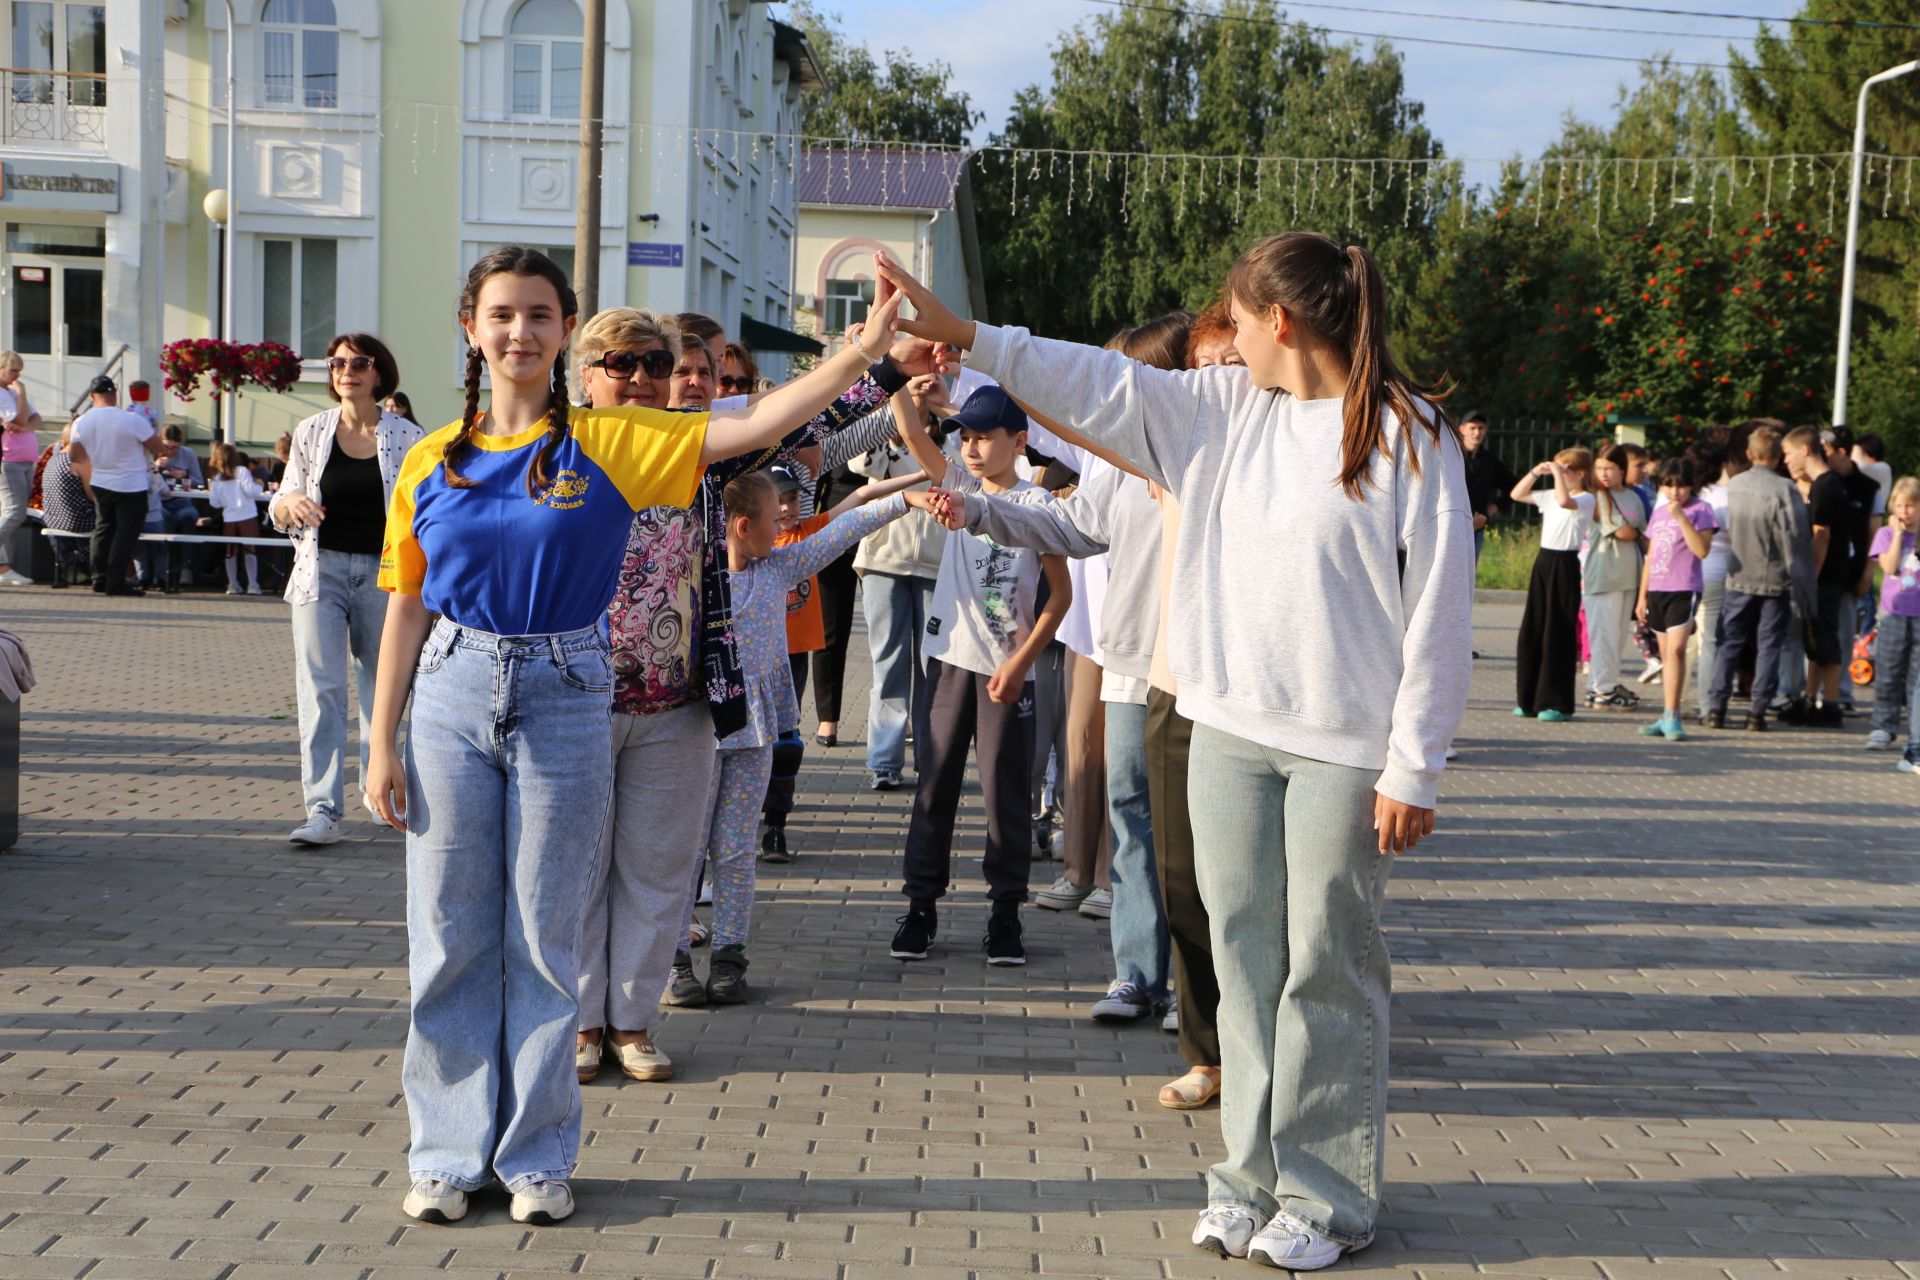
[{"left": 880, "top": 233, "right": 1473, "bottom": 1268}]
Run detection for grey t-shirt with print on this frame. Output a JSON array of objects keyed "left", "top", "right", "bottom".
[{"left": 924, "top": 457, "right": 1051, "bottom": 680}]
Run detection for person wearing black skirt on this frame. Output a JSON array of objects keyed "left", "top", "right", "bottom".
[{"left": 1511, "top": 448, "right": 1594, "bottom": 720}]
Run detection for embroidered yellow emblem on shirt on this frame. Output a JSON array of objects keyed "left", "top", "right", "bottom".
[{"left": 538, "top": 469, "right": 590, "bottom": 510}]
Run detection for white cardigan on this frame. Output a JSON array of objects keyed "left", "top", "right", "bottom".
[{"left": 268, "top": 408, "right": 424, "bottom": 606}]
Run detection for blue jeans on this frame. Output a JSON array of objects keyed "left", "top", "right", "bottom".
[
  {"left": 861, "top": 571, "right": 935, "bottom": 773},
  {"left": 401, "top": 618, "right": 615, "bottom": 1192},
  {"left": 1104, "top": 699, "right": 1167, "bottom": 1001},
  {"left": 1870, "top": 614, "right": 1920, "bottom": 748},
  {"left": 137, "top": 511, "right": 164, "bottom": 584},
  {"left": 1189, "top": 724, "right": 1391, "bottom": 1247},
  {"left": 1710, "top": 589, "right": 1793, "bottom": 713},
  {"left": 291, "top": 550, "right": 387, "bottom": 821}
]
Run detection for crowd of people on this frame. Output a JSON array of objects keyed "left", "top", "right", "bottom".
[
  {"left": 1481, "top": 409, "right": 1916, "bottom": 765},
  {"left": 13, "top": 222, "right": 1910, "bottom": 1272}
]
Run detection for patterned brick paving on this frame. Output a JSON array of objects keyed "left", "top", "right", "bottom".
[{"left": 0, "top": 588, "right": 1914, "bottom": 1279}]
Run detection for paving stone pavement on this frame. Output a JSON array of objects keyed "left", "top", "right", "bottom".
[{"left": 0, "top": 587, "right": 1915, "bottom": 1280}]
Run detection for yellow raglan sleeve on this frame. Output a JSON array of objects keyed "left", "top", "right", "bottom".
[
  {"left": 378, "top": 429, "right": 453, "bottom": 595},
  {"left": 572, "top": 406, "right": 709, "bottom": 512}
]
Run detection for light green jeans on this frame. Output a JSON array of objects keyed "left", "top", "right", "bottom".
[{"left": 1189, "top": 724, "right": 1392, "bottom": 1246}]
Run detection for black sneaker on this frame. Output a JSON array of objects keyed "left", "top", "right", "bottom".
[
  {"left": 1776, "top": 695, "right": 1809, "bottom": 724},
  {"left": 984, "top": 909, "right": 1026, "bottom": 967},
  {"left": 1746, "top": 711, "right": 1769, "bottom": 733},
  {"left": 1804, "top": 703, "right": 1845, "bottom": 728},
  {"left": 758, "top": 823, "right": 792, "bottom": 864},
  {"left": 1594, "top": 686, "right": 1637, "bottom": 710},
  {"left": 661, "top": 950, "right": 707, "bottom": 1007},
  {"left": 705, "top": 945, "right": 750, "bottom": 1005},
  {"left": 1706, "top": 707, "right": 1728, "bottom": 730},
  {"left": 890, "top": 904, "right": 937, "bottom": 960}
]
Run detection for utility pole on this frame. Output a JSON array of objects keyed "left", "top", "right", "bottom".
[
  {"left": 574, "top": 0, "right": 607, "bottom": 320},
  {"left": 1832, "top": 59, "right": 1920, "bottom": 429}
]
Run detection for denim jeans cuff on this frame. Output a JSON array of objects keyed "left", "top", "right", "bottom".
[
  {"left": 1277, "top": 1203, "right": 1373, "bottom": 1249},
  {"left": 503, "top": 1168, "right": 574, "bottom": 1193},
  {"left": 408, "top": 1168, "right": 488, "bottom": 1193}
]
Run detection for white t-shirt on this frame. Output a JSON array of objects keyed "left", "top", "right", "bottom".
[
  {"left": 209, "top": 469, "right": 263, "bottom": 522},
  {"left": 1533, "top": 489, "right": 1594, "bottom": 552},
  {"left": 1698, "top": 480, "right": 1733, "bottom": 584},
  {"left": 923, "top": 456, "right": 1050, "bottom": 681},
  {"left": 69, "top": 405, "right": 156, "bottom": 493}
]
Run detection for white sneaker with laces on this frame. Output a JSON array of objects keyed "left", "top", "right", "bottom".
[
  {"left": 401, "top": 1178, "right": 467, "bottom": 1224},
  {"left": 1865, "top": 729, "right": 1894, "bottom": 750},
  {"left": 1034, "top": 875, "right": 1092, "bottom": 911},
  {"left": 1077, "top": 887, "right": 1113, "bottom": 919},
  {"left": 1192, "top": 1205, "right": 1261, "bottom": 1258},
  {"left": 0, "top": 569, "right": 31, "bottom": 586},
  {"left": 1637, "top": 658, "right": 1663, "bottom": 683},
  {"left": 510, "top": 1179, "right": 574, "bottom": 1225},
  {"left": 288, "top": 813, "right": 342, "bottom": 846},
  {"left": 1247, "top": 1211, "right": 1366, "bottom": 1271}
]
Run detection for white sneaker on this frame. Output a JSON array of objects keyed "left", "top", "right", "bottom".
[
  {"left": 1637, "top": 658, "right": 1664, "bottom": 683},
  {"left": 1444, "top": 744, "right": 1459, "bottom": 761},
  {"left": 0, "top": 569, "right": 31, "bottom": 586},
  {"left": 1865, "top": 729, "right": 1894, "bottom": 751},
  {"left": 510, "top": 1179, "right": 574, "bottom": 1225},
  {"left": 1192, "top": 1205, "right": 1261, "bottom": 1258},
  {"left": 1078, "top": 887, "right": 1113, "bottom": 919},
  {"left": 1162, "top": 997, "right": 1180, "bottom": 1034},
  {"left": 1034, "top": 875, "right": 1092, "bottom": 911},
  {"left": 1247, "top": 1211, "right": 1366, "bottom": 1271},
  {"left": 245, "top": 585, "right": 262, "bottom": 595},
  {"left": 401, "top": 1178, "right": 467, "bottom": 1224},
  {"left": 288, "top": 813, "right": 342, "bottom": 846}
]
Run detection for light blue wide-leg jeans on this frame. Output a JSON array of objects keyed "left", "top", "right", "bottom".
[
  {"left": 401, "top": 619, "right": 615, "bottom": 1192},
  {"left": 1188, "top": 724, "right": 1392, "bottom": 1247},
  {"left": 1104, "top": 700, "right": 1168, "bottom": 1001},
  {"left": 861, "top": 570, "right": 935, "bottom": 774},
  {"left": 290, "top": 549, "right": 387, "bottom": 821}
]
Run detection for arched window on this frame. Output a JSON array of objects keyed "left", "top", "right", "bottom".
[
  {"left": 261, "top": 0, "right": 338, "bottom": 109},
  {"left": 509, "top": 0, "right": 582, "bottom": 119}
]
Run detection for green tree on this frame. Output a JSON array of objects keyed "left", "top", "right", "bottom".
[
  {"left": 972, "top": 0, "right": 1449, "bottom": 343},
  {"left": 1731, "top": 0, "right": 1920, "bottom": 461},
  {"left": 785, "top": 2, "right": 981, "bottom": 145}
]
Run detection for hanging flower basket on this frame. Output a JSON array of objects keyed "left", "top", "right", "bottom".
[{"left": 159, "top": 339, "right": 303, "bottom": 401}]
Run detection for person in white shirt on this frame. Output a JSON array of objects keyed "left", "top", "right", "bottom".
[
  {"left": 1511, "top": 448, "right": 1596, "bottom": 719},
  {"left": 207, "top": 441, "right": 265, "bottom": 595},
  {"left": 65, "top": 375, "right": 164, "bottom": 597}
]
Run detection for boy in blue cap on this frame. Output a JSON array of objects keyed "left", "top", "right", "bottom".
[{"left": 888, "top": 383, "right": 1072, "bottom": 965}]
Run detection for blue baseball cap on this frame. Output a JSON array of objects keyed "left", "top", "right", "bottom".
[{"left": 948, "top": 385, "right": 1028, "bottom": 435}]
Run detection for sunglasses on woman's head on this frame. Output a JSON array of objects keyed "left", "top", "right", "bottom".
[
  {"left": 327, "top": 355, "right": 375, "bottom": 372},
  {"left": 717, "top": 375, "right": 753, "bottom": 394},
  {"left": 589, "top": 348, "right": 674, "bottom": 380}
]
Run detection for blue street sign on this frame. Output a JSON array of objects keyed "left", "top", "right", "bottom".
[{"left": 628, "top": 242, "right": 684, "bottom": 268}]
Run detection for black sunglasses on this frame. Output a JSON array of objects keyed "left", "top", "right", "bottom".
[
  {"left": 717, "top": 375, "right": 754, "bottom": 394},
  {"left": 589, "top": 348, "right": 674, "bottom": 380},
  {"left": 327, "top": 355, "right": 375, "bottom": 372}
]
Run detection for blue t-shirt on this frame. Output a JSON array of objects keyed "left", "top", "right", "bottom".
[{"left": 381, "top": 407, "right": 708, "bottom": 636}]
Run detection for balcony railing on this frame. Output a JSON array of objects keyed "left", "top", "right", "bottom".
[{"left": 2, "top": 68, "right": 108, "bottom": 149}]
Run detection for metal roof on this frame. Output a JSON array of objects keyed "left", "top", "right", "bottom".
[{"left": 797, "top": 146, "right": 970, "bottom": 211}]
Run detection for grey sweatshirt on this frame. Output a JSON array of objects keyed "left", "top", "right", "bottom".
[
  {"left": 964, "top": 456, "right": 1163, "bottom": 681},
  {"left": 966, "top": 324, "right": 1475, "bottom": 809},
  {"left": 1723, "top": 466, "right": 1816, "bottom": 611}
]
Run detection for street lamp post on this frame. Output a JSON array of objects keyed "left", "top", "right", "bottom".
[
  {"left": 203, "top": 187, "right": 230, "bottom": 443},
  {"left": 1831, "top": 59, "right": 1920, "bottom": 430}
]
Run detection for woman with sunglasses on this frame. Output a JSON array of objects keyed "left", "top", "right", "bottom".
[
  {"left": 268, "top": 333, "right": 424, "bottom": 846},
  {"left": 719, "top": 342, "right": 760, "bottom": 398},
  {"left": 570, "top": 306, "right": 945, "bottom": 1083}
]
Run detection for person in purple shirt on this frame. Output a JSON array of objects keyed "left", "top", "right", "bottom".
[
  {"left": 1866, "top": 475, "right": 1920, "bottom": 767},
  {"left": 1635, "top": 457, "right": 1718, "bottom": 740}
]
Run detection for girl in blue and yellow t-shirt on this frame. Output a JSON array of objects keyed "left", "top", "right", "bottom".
[{"left": 365, "top": 246, "right": 906, "bottom": 1227}]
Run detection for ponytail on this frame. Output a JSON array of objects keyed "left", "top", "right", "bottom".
[
  {"left": 1226, "top": 232, "right": 1451, "bottom": 501},
  {"left": 443, "top": 343, "right": 486, "bottom": 489}
]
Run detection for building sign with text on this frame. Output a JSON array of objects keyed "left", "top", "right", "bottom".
[{"left": 0, "top": 159, "right": 121, "bottom": 213}]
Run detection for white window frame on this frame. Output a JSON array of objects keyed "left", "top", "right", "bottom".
[
  {"left": 822, "top": 277, "right": 865, "bottom": 337},
  {"left": 259, "top": 235, "right": 339, "bottom": 360},
  {"left": 508, "top": 0, "right": 582, "bottom": 120},
  {"left": 5, "top": 1, "right": 107, "bottom": 108},
  {"left": 258, "top": 0, "right": 340, "bottom": 111}
]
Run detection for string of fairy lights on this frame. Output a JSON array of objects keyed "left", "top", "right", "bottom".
[{"left": 132, "top": 74, "right": 1920, "bottom": 235}]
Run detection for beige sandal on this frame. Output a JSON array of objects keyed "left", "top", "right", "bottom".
[
  {"left": 1158, "top": 1067, "right": 1221, "bottom": 1110},
  {"left": 688, "top": 918, "right": 710, "bottom": 948}
]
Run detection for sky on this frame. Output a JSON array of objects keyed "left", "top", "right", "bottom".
[{"left": 772, "top": 0, "right": 1810, "bottom": 166}]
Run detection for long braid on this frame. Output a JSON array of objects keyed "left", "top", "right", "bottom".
[
  {"left": 444, "top": 343, "right": 485, "bottom": 489},
  {"left": 527, "top": 351, "right": 571, "bottom": 498}
]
